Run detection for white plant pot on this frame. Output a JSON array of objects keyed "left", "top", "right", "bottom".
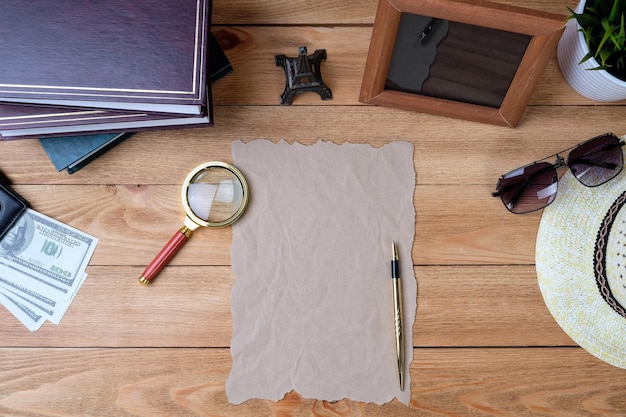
[{"left": 557, "top": 0, "right": 626, "bottom": 102}]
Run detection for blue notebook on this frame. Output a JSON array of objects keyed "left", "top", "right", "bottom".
[{"left": 39, "top": 132, "right": 133, "bottom": 174}]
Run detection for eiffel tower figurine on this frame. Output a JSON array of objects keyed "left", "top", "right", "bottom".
[{"left": 275, "top": 46, "right": 333, "bottom": 105}]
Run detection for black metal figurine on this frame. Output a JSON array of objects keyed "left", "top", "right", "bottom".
[{"left": 275, "top": 46, "right": 333, "bottom": 105}]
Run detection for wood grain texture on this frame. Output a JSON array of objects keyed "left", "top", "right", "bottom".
[
  {"left": 210, "top": 0, "right": 573, "bottom": 24},
  {"left": 0, "top": 348, "right": 624, "bottom": 416},
  {"left": 0, "top": 265, "right": 570, "bottom": 348},
  {"left": 209, "top": 25, "right": 616, "bottom": 106},
  {"left": 0, "top": 183, "right": 542, "bottom": 266},
  {"left": 4, "top": 104, "right": 626, "bottom": 186},
  {"left": 1, "top": 0, "right": 626, "bottom": 415}
]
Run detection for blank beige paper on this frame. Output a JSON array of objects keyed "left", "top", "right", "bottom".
[{"left": 227, "top": 140, "right": 416, "bottom": 405}]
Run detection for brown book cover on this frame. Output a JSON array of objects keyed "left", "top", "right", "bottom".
[{"left": 0, "top": 0, "right": 210, "bottom": 115}]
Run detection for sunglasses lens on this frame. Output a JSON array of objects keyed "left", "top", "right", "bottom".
[
  {"left": 496, "top": 162, "right": 558, "bottom": 214},
  {"left": 569, "top": 134, "right": 623, "bottom": 186}
]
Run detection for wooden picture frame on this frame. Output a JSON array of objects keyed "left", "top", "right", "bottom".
[{"left": 359, "top": 0, "right": 566, "bottom": 127}]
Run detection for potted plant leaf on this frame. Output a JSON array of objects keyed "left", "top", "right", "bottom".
[{"left": 557, "top": 0, "right": 626, "bottom": 101}]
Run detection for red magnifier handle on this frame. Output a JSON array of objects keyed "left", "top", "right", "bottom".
[{"left": 138, "top": 226, "right": 193, "bottom": 285}]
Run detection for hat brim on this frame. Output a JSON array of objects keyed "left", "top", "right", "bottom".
[{"left": 536, "top": 147, "right": 626, "bottom": 368}]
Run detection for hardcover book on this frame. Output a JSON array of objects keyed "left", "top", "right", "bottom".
[
  {"left": 37, "top": 35, "right": 232, "bottom": 173},
  {"left": 0, "top": 103, "right": 211, "bottom": 139},
  {"left": 0, "top": 0, "right": 211, "bottom": 115},
  {"left": 39, "top": 133, "right": 133, "bottom": 174},
  {"left": 0, "top": 0, "right": 215, "bottom": 139},
  {"left": 208, "top": 32, "right": 233, "bottom": 84}
]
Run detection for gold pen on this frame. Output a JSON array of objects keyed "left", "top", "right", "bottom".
[{"left": 391, "top": 241, "right": 404, "bottom": 391}]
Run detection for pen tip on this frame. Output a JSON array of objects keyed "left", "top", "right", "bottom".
[{"left": 392, "top": 241, "right": 398, "bottom": 258}]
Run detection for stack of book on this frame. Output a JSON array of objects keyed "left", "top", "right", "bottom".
[
  {"left": 38, "top": 34, "right": 233, "bottom": 174},
  {"left": 0, "top": 0, "right": 214, "bottom": 140}
]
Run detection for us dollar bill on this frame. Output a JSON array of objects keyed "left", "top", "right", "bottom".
[
  {"left": 0, "top": 270, "right": 88, "bottom": 326},
  {"left": 0, "top": 289, "right": 46, "bottom": 331},
  {"left": 0, "top": 208, "right": 97, "bottom": 290},
  {"left": 0, "top": 208, "right": 98, "bottom": 330}
]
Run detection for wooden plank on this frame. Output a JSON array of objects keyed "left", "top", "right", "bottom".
[
  {"left": 0, "top": 265, "right": 571, "bottom": 347},
  {"left": 7, "top": 184, "right": 237, "bottom": 266},
  {"left": 3, "top": 105, "right": 626, "bottom": 186},
  {"left": 212, "top": 0, "right": 378, "bottom": 25},
  {"left": 0, "top": 347, "right": 622, "bottom": 416},
  {"left": 210, "top": 26, "right": 371, "bottom": 106},
  {"left": 0, "top": 183, "right": 542, "bottom": 266},
  {"left": 210, "top": 0, "right": 575, "bottom": 24},
  {"left": 0, "top": 266, "right": 236, "bottom": 347},
  {"left": 208, "top": 26, "right": 616, "bottom": 106},
  {"left": 415, "top": 265, "right": 573, "bottom": 346},
  {"left": 415, "top": 185, "right": 543, "bottom": 265},
  {"left": 410, "top": 348, "right": 626, "bottom": 416}
]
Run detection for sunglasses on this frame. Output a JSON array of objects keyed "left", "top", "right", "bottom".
[{"left": 493, "top": 133, "right": 625, "bottom": 214}]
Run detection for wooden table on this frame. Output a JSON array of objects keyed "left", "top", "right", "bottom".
[{"left": 1, "top": 0, "right": 625, "bottom": 415}]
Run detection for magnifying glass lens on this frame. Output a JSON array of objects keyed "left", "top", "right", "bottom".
[
  {"left": 187, "top": 166, "right": 245, "bottom": 223},
  {"left": 139, "top": 162, "right": 248, "bottom": 285}
]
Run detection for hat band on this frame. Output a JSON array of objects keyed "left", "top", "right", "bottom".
[{"left": 594, "top": 189, "right": 626, "bottom": 318}]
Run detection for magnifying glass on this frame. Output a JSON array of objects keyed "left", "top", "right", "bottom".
[{"left": 138, "top": 161, "right": 249, "bottom": 285}]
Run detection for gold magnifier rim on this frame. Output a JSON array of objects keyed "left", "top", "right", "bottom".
[{"left": 181, "top": 161, "right": 249, "bottom": 228}]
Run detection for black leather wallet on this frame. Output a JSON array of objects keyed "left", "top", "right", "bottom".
[{"left": 0, "top": 182, "right": 28, "bottom": 242}]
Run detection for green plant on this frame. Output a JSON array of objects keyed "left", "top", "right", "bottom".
[{"left": 568, "top": 0, "right": 626, "bottom": 80}]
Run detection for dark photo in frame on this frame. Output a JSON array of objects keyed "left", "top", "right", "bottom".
[{"left": 359, "top": 0, "right": 566, "bottom": 127}]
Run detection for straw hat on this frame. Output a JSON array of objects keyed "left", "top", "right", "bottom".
[{"left": 536, "top": 148, "right": 626, "bottom": 368}]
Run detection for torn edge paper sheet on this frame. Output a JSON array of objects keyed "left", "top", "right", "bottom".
[{"left": 227, "top": 140, "right": 416, "bottom": 405}]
